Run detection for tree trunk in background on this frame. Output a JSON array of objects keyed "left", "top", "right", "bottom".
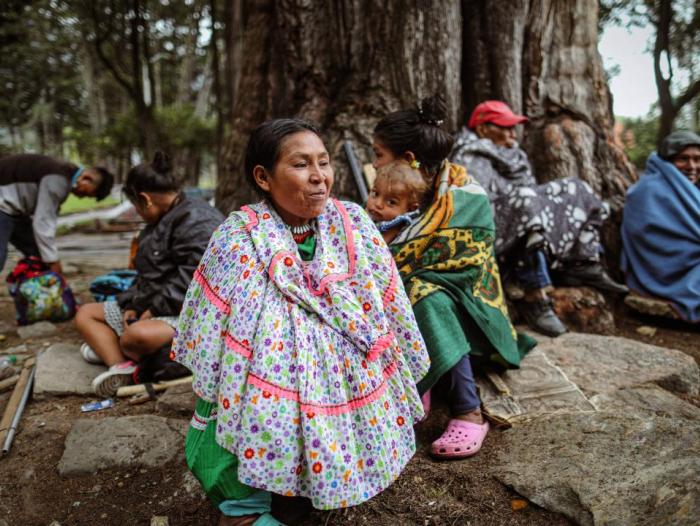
[
  {"left": 217, "top": 0, "right": 462, "bottom": 213},
  {"left": 463, "top": 0, "right": 635, "bottom": 271},
  {"left": 218, "top": 0, "right": 634, "bottom": 270},
  {"left": 462, "top": 0, "right": 635, "bottom": 199}
]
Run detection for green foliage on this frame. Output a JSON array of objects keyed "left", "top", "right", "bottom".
[
  {"left": 155, "top": 104, "right": 215, "bottom": 154},
  {"left": 617, "top": 115, "right": 660, "bottom": 168}
]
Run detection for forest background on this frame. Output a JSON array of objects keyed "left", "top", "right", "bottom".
[{"left": 0, "top": 0, "right": 698, "bottom": 211}]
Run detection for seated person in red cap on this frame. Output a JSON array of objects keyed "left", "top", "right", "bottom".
[{"left": 450, "top": 101, "right": 626, "bottom": 336}]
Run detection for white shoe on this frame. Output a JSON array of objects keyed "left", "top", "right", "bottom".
[
  {"left": 80, "top": 343, "right": 104, "bottom": 365},
  {"left": 91, "top": 361, "right": 137, "bottom": 397}
]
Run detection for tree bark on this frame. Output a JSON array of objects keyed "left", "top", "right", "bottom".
[{"left": 217, "top": 0, "right": 462, "bottom": 213}]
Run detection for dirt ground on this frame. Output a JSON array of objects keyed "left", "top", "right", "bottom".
[{"left": 0, "top": 232, "right": 698, "bottom": 526}]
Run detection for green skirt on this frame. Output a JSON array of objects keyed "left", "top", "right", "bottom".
[
  {"left": 185, "top": 398, "right": 255, "bottom": 504},
  {"left": 414, "top": 290, "right": 534, "bottom": 394}
]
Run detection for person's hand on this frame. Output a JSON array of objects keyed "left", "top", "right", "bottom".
[
  {"left": 139, "top": 309, "right": 153, "bottom": 321},
  {"left": 47, "top": 261, "right": 63, "bottom": 274},
  {"left": 123, "top": 309, "right": 138, "bottom": 326}
]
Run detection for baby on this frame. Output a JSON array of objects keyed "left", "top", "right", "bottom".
[{"left": 366, "top": 161, "right": 431, "bottom": 243}]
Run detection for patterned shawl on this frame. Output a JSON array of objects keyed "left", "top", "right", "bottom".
[{"left": 390, "top": 161, "right": 532, "bottom": 369}]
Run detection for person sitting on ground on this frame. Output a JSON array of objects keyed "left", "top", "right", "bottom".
[
  {"left": 371, "top": 96, "right": 535, "bottom": 460},
  {"left": 173, "top": 118, "right": 429, "bottom": 525},
  {"left": 621, "top": 130, "right": 700, "bottom": 323},
  {"left": 0, "top": 153, "right": 114, "bottom": 274},
  {"left": 75, "top": 152, "right": 224, "bottom": 397},
  {"left": 449, "top": 100, "right": 627, "bottom": 337}
]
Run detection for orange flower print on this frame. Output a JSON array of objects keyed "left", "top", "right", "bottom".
[
  {"left": 384, "top": 401, "right": 390, "bottom": 410},
  {"left": 312, "top": 462, "right": 323, "bottom": 474},
  {"left": 222, "top": 398, "right": 231, "bottom": 409},
  {"left": 244, "top": 448, "right": 254, "bottom": 459},
  {"left": 306, "top": 412, "right": 315, "bottom": 419},
  {"left": 362, "top": 302, "right": 371, "bottom": 312},
  {"left": 284, "top": 257, "right": 294, "bottom": 267},
  {"left": 240, "top": 255, "right": 248, "bottom": 264},
  {"left": 243, "top": 270, "right": 250, "bottom": 279},
  {"left": 169, "top": 350, "right": 176, "bottom": 360},
  {"left": 262, "top": 391, "right": 272, "bottom": 399},
  {"left": 296, "top": 465, "right": 303, "bottom": 475},
  {"left": 262, "top": 213, "right": 270, "bottom": 219},
  {"left": 396, "top": 416, "right": 405, "bottom": 426},
  {"left": 327, "top": 261, "right": 335, "bottom": 269}
]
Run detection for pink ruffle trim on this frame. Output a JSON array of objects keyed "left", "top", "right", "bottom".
[
  {"left": 247, "top": 361, "right": 398, "bottom": 416},
  {"left": 194, "top": 268, "right": 231, "bottom": 315},
  {"left": 223, "top": 331, "right": 252, "bottom": 359},
  {"left": 240, "top": 205, "right": 259, "bottom": 231},
  {"left": 366, "top": 332, "right": 394, "bottom": 362},
  {"left": 267, "top": 199, "right": 357, "bottom": 297}
]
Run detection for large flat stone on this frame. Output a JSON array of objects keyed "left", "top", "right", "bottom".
[
  {"left": 35, "top": 343, "right": 106, "bottom": 396},
  {"left": 17, "top": 321, "right": 57, "bottom": 340},
  {"left": 156, "top": 383, "right": 196, "bottom": 417},
  {"left": 494, "top": 410, "right": 700, "bottom": 526},
  {"left": 591, "top": 385, "right": 700, "bottom": 420},
  {"left": 537, "top": 332, "right": 700, "bottom": 396},
  {"left": 478, "top": 349, "right": 595, "bottom": 424},
  {"left": 58, "top": 415, "right": 188, "bottom": 476}
]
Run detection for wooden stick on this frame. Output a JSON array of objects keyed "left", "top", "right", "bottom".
[
  {"left": 0, "top": 358, "right": 35, "bottom": 452},
  {"left": 0, "top": 375, "right": 19, "bottom": 393},
  {"left": 116, "top": 375, "right": 192, "bottom": 397}
]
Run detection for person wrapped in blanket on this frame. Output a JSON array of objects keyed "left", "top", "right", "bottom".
[
  {"left": 370, "top": 95, "right": 535, "bottom": 459},
  {"left": 449, "top": 101, "right": 627, "bottom": 337},
  {"left": 172, "top": 119, "right": 430, "bottom": 525},
  {"left": 75, "top": 152, "right": 224, "bottom": 397},
  {"left": 621, "top": 130, "right": 700, "bottom": 322}
]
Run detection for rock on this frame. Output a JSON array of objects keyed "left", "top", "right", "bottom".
[
  {"left": 35, "top": 343, "right": 106, "bottom": 396},
  {"left": 0, "top": 344, "right": 28, "bottom": 356},
  {"left": 156, "top": 383, "right": 196, "bottom": 417},
  {"left": 17, "top": 321, "right": 57, "bottom": 339},
  {"left": 151, "top": 517, "right": 169, "bottom": 526},
  {"left": 625, "top": 293, "right": 681, "bottom": 320},
  {"left": 635, "top": 325, "right": 657, "bottom": 337},
  {"left": 549, "top": 287, "right": 615, "bottom": 334},
  {"left": 537, "top": 332, "right": 700, "bottom": 396},
  {"left": 477, "top": 349, "right": 595, "bottom": 424},
  {"left": 591, "top": 385, "right": 700, "bottom": 420},
  {"left": 58, "top": 416, "right": 188, "bottom": 476},
  {"left": 493, "top": 411, "right": 700, "bottom": 526}
]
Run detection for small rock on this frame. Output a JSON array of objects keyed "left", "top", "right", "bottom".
[
  {"left": 17, "top": 321, "right": 57, "bottom": 340},
  {"left": 636, "top": 325, "right": 657, "bottom": 337},
  {"left": 151, "top": 516, "right": 170, "bottom": 526},
  {"left": 550, "top": 287, "right": 615, "bottom": 334},
  {"left": 625, "top": 293, "right": 681, "bottom": 320},
  {"left": 0, "top": 334, "right": 5, "bottom": 342}
]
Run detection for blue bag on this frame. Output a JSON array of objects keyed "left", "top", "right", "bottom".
[{"left": 89, "top": 269, "right": 138, "bottom": 302}]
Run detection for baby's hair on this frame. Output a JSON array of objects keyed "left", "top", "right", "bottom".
[{"left": 375, "top": 161, "right": 433, "bottom": 211}]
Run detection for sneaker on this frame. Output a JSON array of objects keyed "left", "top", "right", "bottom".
[
  {"left": 556, "top": 263, "right": 629, "bottom": 294},
  {"left": 91, "top": 361, "right": 137, "bottom": 398},
  {"left": 80, "top": 343, "right": 104, "bottom": 365},
  {"left": 520, "top": 298, "right": 567, "bottom": 337}
]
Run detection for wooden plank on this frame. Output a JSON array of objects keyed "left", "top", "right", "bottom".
[
  {"left": 0, "top": 358, "right": 35, "bottom": 446},
  {"left": 116, "top": 376, "right": 192, "bottom": 397}
]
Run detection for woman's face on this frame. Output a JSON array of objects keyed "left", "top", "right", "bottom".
[
  {"left": 476, "top": 122, "right": 517, "bottom": 148},
  {"left": 372, "top": 138, "right": 399, "bottom": 169},
  {"left": 255, "top": 131, "right": 334, "bottom": 226},
  {"left": 673, "top": 145, "right": 700, "bottom": 184}
]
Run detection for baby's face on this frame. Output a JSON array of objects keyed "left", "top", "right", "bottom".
[{"left": 366, "top": 178, "right": 415, "bottom": 222}]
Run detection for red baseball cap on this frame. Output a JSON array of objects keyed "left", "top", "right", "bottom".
[{"left": 467, "top": 100, "right": 528, "bottom": 129}]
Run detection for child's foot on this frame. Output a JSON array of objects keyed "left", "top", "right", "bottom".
[
  {"left": 430, "top": 418, "right": 489, "bottom": 459},
  {"left": 80, "top": 343, "right": 104, "bottom": 365},
  {"left": 91, "top": 361, "right": 137, "bottom": 397}
]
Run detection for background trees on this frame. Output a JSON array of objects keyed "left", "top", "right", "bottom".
[{"left": 1, "top": 0, "right": 697, "bottom": 206}]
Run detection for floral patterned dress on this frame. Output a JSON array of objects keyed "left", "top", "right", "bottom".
[{"left": 172, "top": 198, "right": 429, "bottom": 510}]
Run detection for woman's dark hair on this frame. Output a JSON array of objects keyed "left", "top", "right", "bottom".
[
  {"left": 124, "top": 151, "right": 180, "bottom": 203},
  {"left": 244, "top": 118, "right": 321, "bottom": 195},
  {"left": 374, "top": 94, "right": 454, "bottom": 175}
]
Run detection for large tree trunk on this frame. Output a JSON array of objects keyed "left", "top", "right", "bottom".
[
  {"left": 217, "top": 0, "right": 634, "bottom": 269},
  {"left": 461, "top": 0, "right": 636, "bottom": 272},
  {"left": 217, "top": 0, "right": 462, "bottom": 213}
]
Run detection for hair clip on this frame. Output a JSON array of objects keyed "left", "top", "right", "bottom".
[{"left": 410, "top": 159, "right": 421, "bottom": 170}]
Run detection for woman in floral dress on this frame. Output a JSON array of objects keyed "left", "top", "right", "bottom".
[{"left": 172, "top": 118, "right": 429, "bottom": 525}]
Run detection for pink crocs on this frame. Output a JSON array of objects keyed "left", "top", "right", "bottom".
[
  {"left": 430, "top": 418, "right": 489, "bottom": 459},
  {"left": 419, "top": 389, "right": 431, "bottom": 422}
]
